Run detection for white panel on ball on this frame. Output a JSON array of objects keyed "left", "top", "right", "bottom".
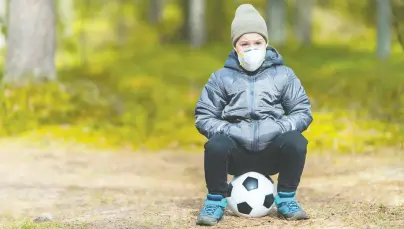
[{"left": 227, "top": 171, "right": 276, "bottom": 218}]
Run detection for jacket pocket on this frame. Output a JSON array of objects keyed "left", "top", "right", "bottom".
[
  {"left": 227, "top": 121, "right": 253, "bottom": 151},
  {"left": 257, "top": 119, "right": 282, "bottom": 149}
]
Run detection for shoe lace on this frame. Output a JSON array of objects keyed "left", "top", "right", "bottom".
[
  {"left": 204, "top": 204, "right": 220, "bottom": 216},
  {"left": 285, "top": 201, "right": 300, "bottom": 212}
]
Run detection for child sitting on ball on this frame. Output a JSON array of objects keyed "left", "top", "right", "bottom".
[{"left": 194, "top": 3, "right": 313, "bottom": 226}]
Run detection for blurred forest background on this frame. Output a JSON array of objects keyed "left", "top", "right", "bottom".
[{"left": 0, "top": 0, "right": 403, "bottom": 154}]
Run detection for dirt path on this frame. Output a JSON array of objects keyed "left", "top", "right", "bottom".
[{"left": 0, "top": 139, "right": 403, "bottom": 229}]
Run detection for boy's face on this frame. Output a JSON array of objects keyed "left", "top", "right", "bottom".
[{"left": 234, "top": 33, "right": 266, "bottom": 54}]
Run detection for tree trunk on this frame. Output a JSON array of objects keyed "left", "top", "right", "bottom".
[
  {"left": 0, "top": 0, "right": 6, "bottom": 49},
  {"left": 4, "top": 0, "right": 56, "bottom": 86},
  {"left": 149, "top": 0, "right": 163, "bottom": 24},
  {"left": 58, "top": 0, "right": 74, "bottom": 38},
  {"left": 376, "top": 0, "right": 392, "bottom": 59},
  {"left": 295, "top": 0, "right": 313, "bottom": 46},
  {"left": 392, "top": 0, "right": 404, "bottom": 52},
  {"left": 206, "top": 0, "right": 228, "bottom": 43},
  {"left": 179, "top": 0, "right": 190, "bottom": 42},
  {"left": 267, "top": 0, "right": 286, "bottom": 45},
  {"left": 189, "top": 0, "right": 205, "bottom": 48},
  {"left": 116, "top": 0, "right": 127, "bottom": 46}
]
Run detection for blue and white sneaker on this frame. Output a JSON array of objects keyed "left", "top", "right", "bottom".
[
  {"left": 196, "top": 194, "right": 227, "bottom": 226},
  {"left": 275, "top": 191, "right": 309, "bottom": 220}
]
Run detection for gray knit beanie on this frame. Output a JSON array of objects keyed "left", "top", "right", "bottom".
[{"left": 231, "top": 4, "right": 268, "bottom": 46}]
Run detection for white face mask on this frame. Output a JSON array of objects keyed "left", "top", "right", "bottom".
[{"left": 237, "top": 46, "right": 266, "bottom": 72}]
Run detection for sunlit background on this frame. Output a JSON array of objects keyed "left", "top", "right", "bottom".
[{"left": 0, "top": 0, "right": 403, "bottom": 153}]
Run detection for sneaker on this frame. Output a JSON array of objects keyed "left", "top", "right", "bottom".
[
  {"left": 196, "top": 194, "right": 227, "bottom": 226},
  {"left": 275, "top": 191, "right": 309, "bottom": 220}
]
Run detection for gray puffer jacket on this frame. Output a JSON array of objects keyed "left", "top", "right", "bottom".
[{"left": 194, "top": 46, "right": 313, "bottom": 152}]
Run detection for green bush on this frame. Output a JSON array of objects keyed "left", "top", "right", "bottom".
[{"left": 0, "top": 43, "right": 402, "bottom": 153}]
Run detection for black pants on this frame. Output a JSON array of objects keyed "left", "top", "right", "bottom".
[{"left": 204, "top": 131, "right": 308, "bottom": 197}]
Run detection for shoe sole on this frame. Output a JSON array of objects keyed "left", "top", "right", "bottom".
[
  {"left": 196, "top": 221, "right": 217, "bottom": 226},
  {"left": 277, "top": 212, "right": 310, "bottom": 221},
  {"left": 196, "top": 216, "right": 219, "bottom": 226}
]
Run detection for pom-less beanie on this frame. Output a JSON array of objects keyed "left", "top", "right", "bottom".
[{"left": 231, "top": 4, "right": 268, "bottom": 46}]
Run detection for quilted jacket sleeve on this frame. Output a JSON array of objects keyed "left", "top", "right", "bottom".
[
  {"left": 276, "top": 67, "right": 313, "bottom": 133},
  {"left": 194, "top": 72, "right": 230, "bottom": 139}
]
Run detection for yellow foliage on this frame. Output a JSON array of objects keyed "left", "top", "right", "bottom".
[
  {"left": 118, "top": 75, "right": 159, "bottom": 91},
  {"left": 0, "top": 43, "right": 403, "bottom": 154},
  {"left": 160, "top": 2, "right": 183, "bottom": 38},
  {"left": 304, "top": 111, "right": 402, "bottom": 154}
]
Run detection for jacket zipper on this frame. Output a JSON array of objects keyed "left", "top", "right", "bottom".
[{"left": 250, "top": 78, "right": 257, "bottom": 152}]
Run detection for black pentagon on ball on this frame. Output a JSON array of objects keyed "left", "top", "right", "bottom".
[
  {"left": 242, "top": 176, "right": 258, "bottom": 191},
  {"left": 263, "top": 193, "right": 274, "bottom": 208},
  {"left": 227, "top": 183, "right": 233, "bottom": 197},
  {"left": 237, "top": 202, "right": 253, "bottom": 214}
]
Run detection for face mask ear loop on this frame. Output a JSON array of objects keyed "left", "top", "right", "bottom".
[{"left": 234, "top": 46, "right": 241, "bottom": 58}]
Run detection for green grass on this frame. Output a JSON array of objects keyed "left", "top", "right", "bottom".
[
  {"left": 0, "top": 41, "right": 402, "bottom": 153},
  {"left": 3, "top": 220, "right": 90, "bottom": 229},
  {"left": 5, "top": 221, "right": 63, "bottom": 229}
]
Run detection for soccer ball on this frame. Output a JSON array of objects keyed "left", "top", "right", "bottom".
[{"left": 226, "top": 171, "right": 276, "bottom": 218}]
